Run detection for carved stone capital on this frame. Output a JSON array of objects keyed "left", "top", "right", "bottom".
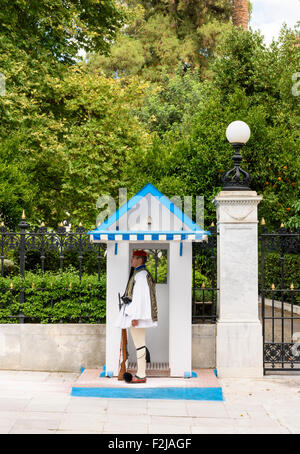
[{"left": 212, "top": 191, "right": 263, "bottom": 224}]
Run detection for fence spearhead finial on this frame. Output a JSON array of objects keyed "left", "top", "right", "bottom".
[
  {"left": 261, "top": 218, "right": 266, "bottom": 226},
  {"left": 290, "top": 283, "right": 294, "bottom": 290},
  {"left": 271, "top": 283, "right": 275, "bottom": 290},
  {"left": 22, "top": 210, "right": 26, "bottom": 219},
  {"left": 10, "top": 282, "right": 13, "bottom": 289}
]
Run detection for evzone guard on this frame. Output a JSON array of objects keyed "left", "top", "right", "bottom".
[{"left": 116, "top": 249, "right": 158, "bottom": 383}]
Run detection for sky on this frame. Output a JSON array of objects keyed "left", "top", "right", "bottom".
[{"left": 250, "top": 0, "right": 300, "bottom": 45}]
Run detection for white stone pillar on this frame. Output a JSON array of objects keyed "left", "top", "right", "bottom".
[{"left": 213, "top": 190, "right": 263, "bottom": 377}]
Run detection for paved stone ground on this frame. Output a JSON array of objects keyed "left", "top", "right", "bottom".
[{"left": 0, "top": 370, "right": 299, "bottom": 434}]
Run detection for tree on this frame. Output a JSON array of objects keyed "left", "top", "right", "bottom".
[
  {"left": 0, "top": 156, "right": 35, "bottom": 230},
  {"left": 51, "top": 66, "right": 152, "bottom": 228},
  {"left": 88, "top": 0, "right": 233, "bottom": 81},
  {"left": 0, "top": 0, "right": 127, "bottom": 228},
  {"left": 232, "top": 0, "right": 249, "bottom": 30},
  {"left": 0, "top": 61, "right": 151, "bottom": 229},
  {"left": 134, "top": 70, "right": 205, "bottom": 136},
  {"left": 0, "top": 0, "right": 125, "bottom": 63}
]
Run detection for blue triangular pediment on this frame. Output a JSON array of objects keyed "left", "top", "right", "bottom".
[{"left": 88, "top": 183, "right": 203, "bottom": 234}]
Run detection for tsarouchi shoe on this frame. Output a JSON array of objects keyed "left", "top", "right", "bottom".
[
  {"left": 131, "top": 375, "right": 147, "bottom": 383},
  {"left": 123, "top": 373, "right": 147, "bottom": 383}
]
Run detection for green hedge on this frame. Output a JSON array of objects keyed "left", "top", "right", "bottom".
[
  {"left": 0, "top": 270, "right": 106, "bottom": 324},
  {"left": 10, "top": 247, "right": 106, "bottom": 276}
]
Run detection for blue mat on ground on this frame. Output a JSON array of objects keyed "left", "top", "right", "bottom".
[{"left": 71, "top": 386, "right": 224, "bottom": 401}]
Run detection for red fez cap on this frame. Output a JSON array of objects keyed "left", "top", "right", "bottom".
[{"left": 132, "top": 249, "right": 147, "bottom": 257}]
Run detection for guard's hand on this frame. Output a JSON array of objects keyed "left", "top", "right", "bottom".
[{"left": 131, "top": 319, "right": 138, "bottom": 327}]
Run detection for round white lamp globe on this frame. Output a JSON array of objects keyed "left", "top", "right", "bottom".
[{"left": 226, "top": 121, "right": 251, "bottom": 144}]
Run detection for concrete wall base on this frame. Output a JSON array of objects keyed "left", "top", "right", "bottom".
[
  {"left": 0, "top": 324, "right": 215, "bottom": 372},
  {"left": 192, "top": 324, "right": 216, "bottom": 369},
  {"left": 0, "top": 324, "right": 106, "bottom": 372}
]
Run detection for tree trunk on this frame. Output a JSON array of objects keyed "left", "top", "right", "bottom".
[{"left": 232, "top": 0, "right": 249, "bottom": 30}]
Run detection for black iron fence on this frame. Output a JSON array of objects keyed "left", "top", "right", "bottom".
[
  {"left": 259, "top": 222, "right": 300, "bottom": 373},
  {"left": 0, "top": 215, "right": 106, "bottom": 323},
  {"left": 0, "top": 214, "right": 218, "bottom": 324},
  {"left": 192, "top": 224, "right": 218, "bottom": 324}
]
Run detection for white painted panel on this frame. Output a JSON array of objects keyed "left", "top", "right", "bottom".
[
  {"left": 169, "top": 242, "right": 192, "bottom": 376},
  {"left": 105, "top": 242, "right": 130, "bottom": 376},
  {"left": 111, "top": 193, "right": 192, "bottom": 232}
]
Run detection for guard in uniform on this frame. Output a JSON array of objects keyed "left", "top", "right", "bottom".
[{"left": 116, "top": 249, "right": 158, "bottom": 383}]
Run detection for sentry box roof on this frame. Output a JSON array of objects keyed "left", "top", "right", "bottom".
[{"left": 87, "top": 183, "right": 210, "bottom": 244}]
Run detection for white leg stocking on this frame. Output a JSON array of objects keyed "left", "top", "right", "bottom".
[{"left": 130, "top": 327, "right": 146, "bottom": 378}]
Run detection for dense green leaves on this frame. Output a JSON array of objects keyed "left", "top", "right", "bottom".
[
  {"left": 0, "top": 1, "right": 147, "bottom": 229},
  {"left": 0, "top": 271, "right": 106, "bottom": 323},
  {"left": 88, "top": 0, "right": 233, "bottom": 81},
  {"left": 0, "top": 0, "right": 125, "bottom": 62}
]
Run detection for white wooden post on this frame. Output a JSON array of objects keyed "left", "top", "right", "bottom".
[
  {"left": 105, "top": 242, "right": 129, "bottom": 376},
  {"left": 169, "top": 242, "right": 192, "bottom": 376}
]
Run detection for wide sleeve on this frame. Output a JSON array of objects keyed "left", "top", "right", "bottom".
[{"left": 124, "top": 272, "right": 152, "bottom": 321}]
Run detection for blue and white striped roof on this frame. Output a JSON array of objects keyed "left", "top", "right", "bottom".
[
  {"left": 89, "top": 230, "right": 208, "bottom": 242},
  {"left": 87, "top": 183, "right": 210, "bottom": 243}
]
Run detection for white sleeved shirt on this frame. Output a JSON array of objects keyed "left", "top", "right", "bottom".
[{"left": 115, "top": 269, "right": 158, "bottom": 329}]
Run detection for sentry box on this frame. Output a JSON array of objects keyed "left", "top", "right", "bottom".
[{"left": 87, "top": 183, "right": 210, "bottom": 377}]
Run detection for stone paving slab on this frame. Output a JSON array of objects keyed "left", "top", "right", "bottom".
[{"left": 0, "top": 370, "right": 299, "bottom": 434}]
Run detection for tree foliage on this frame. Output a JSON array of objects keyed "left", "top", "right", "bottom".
[
  {"left": 0, "top": 1, "right": 299, "bottom": 233},
  {"left": 88, "top": 0, "right": 233, "bottom": 81},
  {"left": 0, "top": 58, "right": 151, "bottom": 229},
  {"left": 0, "top": 0, "right": 125, "bottom": 62},
  {"left": 0, "top": 0, "right": 143, "bottom": 229}
]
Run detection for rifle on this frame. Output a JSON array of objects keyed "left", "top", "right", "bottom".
[{"left": 118, "top": 326, "right": 128, "bottom": 381}]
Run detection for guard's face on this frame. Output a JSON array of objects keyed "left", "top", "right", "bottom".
[{"left": 131, "top": 255, "right": 143, "bottom": 268}]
